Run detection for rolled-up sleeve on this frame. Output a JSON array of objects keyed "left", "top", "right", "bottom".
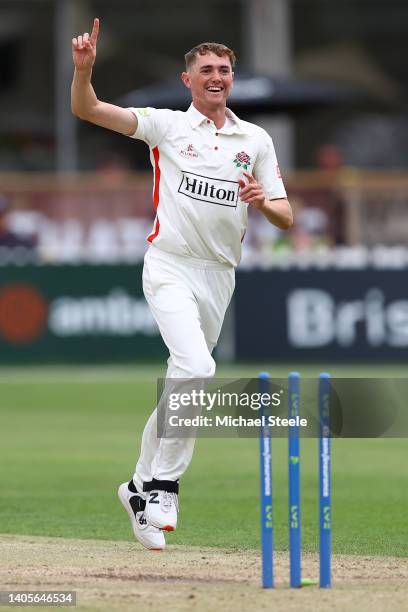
[{"left": 127, "top": 107, "right": 171, "bottom": 148}]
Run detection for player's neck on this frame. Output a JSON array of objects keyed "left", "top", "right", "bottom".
[{"left": 192, "top": 101, "right": 226, "bottom": 129}]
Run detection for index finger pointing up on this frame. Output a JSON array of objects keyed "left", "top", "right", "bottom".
[
  {"left": 243, "top": 171, "right": 256, "bottom": 182},
  {"left": 90, "top": 17, "right": 99, "bottom": 45}
]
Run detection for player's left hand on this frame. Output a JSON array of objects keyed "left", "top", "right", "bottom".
[{"left": 238, "top": 172, "right": 267, "bottom": 210}]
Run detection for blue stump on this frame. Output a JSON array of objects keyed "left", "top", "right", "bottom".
[
  {"left": 318, "top": 373, "right": 332, "bottom": 588},
  {"left": 288, "top": 372, "right": 301, "bottom": 588},
  {"left": 259, "top": 372, "right": 273, "bottom": 588}
]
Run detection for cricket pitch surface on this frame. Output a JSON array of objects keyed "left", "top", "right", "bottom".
[{"left": 1, "top": 535, "right": 408, "bottom": 611}]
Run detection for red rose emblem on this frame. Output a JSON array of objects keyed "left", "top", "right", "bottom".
[
  {"left": 237, "top": 152, "right": 250, "bottom": 164},
  {"left": 233, "top": 151, "right": 251, "bottom": 169}
]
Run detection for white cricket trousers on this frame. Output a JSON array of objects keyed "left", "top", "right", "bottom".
[{"left": 133, "top": 245, "right": 235, "bottom": 491}]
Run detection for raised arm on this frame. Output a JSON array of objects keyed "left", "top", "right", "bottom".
[{"left": 71, "top": 18, "right": 137, "bottom": 136}]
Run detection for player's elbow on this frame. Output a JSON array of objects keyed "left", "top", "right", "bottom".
[
  {"left": 71, "top": 99, "right": 85, "bottom": 119},
  {"left": 71, "top": 99, "right": 97, "bottom": 122},
  {"left": 71, "top": 105, "right": 90, "bottom": 121},
  {"left": 71, "top": 105, "right": 82, "bottom": 119},
  {"left": 280, "top": 215, "right": 293, "bottom": 231},
  {"left": 279, "top": 201, "right": 294, "bottom": 231}
]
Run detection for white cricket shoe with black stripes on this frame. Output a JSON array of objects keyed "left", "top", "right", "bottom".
[
  {"left": 118, "top": 481, "right": 165, "bottom": 550},
  {"left": 144, "top": 479, "right": 179, "bottom": 531}
]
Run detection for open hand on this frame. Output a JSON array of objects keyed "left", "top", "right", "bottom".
[
  {"left": 72, "top": 18, "right": 99, "bottom": 71},
  {"left": 238, "top": 171, "right": 267, "bottom": 210}
]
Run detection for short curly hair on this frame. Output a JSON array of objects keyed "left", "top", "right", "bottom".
[{"left": 184, "top": 42, "right": 236, "bottom": 70}]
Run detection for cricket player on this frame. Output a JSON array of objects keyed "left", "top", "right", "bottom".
[{"left": 71, "top": 18, "right": 293, "bottom": 550}]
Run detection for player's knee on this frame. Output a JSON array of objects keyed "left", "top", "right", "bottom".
[{"left": 187, "top": 354, "right": 216, "bottom": 378}]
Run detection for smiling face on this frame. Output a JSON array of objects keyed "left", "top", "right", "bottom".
[{"left": 181, "top": 52, "right": 234, "bottom": 113}]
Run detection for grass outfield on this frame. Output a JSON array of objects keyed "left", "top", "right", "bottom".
[{"left": 1, "top": 364, "right": 407, "bottom": 558}]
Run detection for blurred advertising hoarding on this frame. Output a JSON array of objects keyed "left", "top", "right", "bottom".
[
  {"left": 0, "top": 265, "right": 407, "bottom": 363},
  {"left": 0, "top": 264, "right": 164, "bottom": 363},
  {"left": 235, "top": 269, "right": 408, "bottom": 362}
]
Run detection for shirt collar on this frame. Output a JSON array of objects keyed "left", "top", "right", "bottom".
[{"left": 186, "top": 103, "right": 249, "bottom": 135}]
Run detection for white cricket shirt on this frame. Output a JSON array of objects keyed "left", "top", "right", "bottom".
[{"left": 129, "top": 104, "right": 287, "bottom": 268}]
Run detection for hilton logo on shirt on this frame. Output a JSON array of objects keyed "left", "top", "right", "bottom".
[{"left": 178, "top": 171, "right": 239, "bottom": 208}]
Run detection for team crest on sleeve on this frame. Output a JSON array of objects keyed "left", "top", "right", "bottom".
[
  {"left": 136, "top": 108, "right": 151, "bottom": 117},
  {"left": 233, "top": 151, "right": 251, "bottom": 169}
]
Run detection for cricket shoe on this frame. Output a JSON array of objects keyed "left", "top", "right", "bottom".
[
  {"left": 118, "top": 481, "right": 165, "bottom": 550},
  {"left": 144, "top": 479, "right": 179, "bottom": 531}
]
